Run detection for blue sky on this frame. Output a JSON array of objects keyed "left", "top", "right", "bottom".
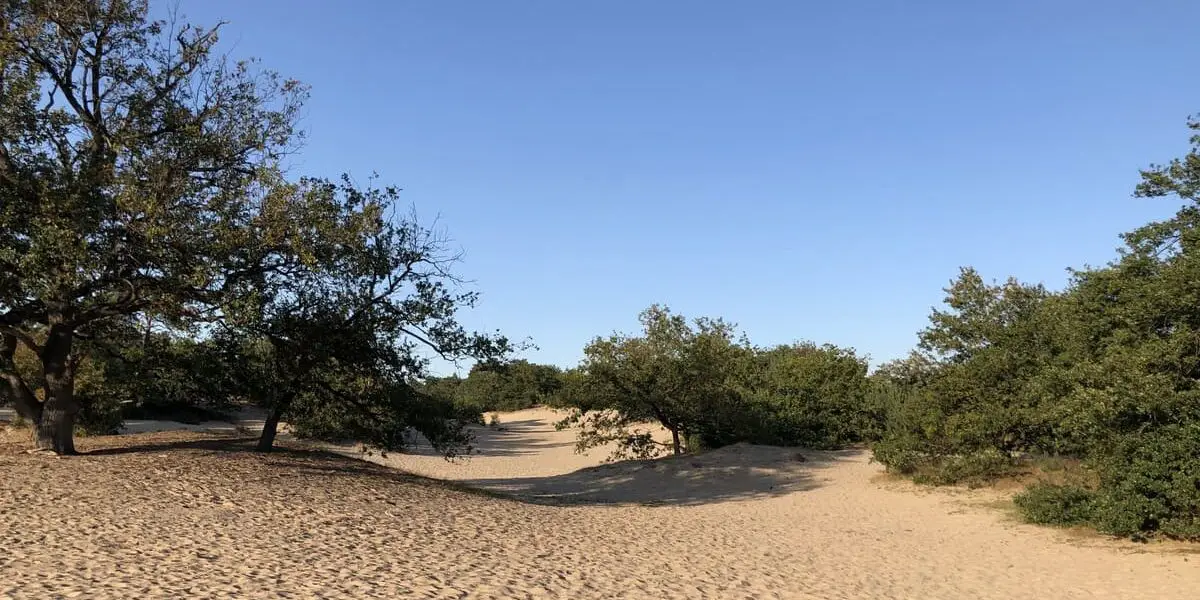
[{"left": 173, "top": 1, "right": 1198, "bottom": 371}]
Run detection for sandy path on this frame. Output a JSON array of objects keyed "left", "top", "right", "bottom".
[{"left": 1, "top": 409, "right": 1198, "bottom": 599}]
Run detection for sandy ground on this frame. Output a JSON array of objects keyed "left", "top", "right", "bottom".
[{"left": 1, "top": 408, "right": 1199, "bottom": 599}]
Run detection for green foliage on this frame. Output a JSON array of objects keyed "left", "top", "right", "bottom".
[
  {"left": 555, "top": 306, "right": 881, "bottom": 458},
  {"left": 0, "top": 0, "right": 310, "bottom": 452},
  {"left": 872, "top": 352, "right": 939, "bottom": 388},
  {"left": 5, "top": 320, "right": 240, "bottom": 434},
  {"left": 739, "top": 343, "right": 880, "bottom": 448},
  {"left": 216, "top": 179, "right": 512, "bottom": 455},
  {"left": 449, "top": 360, "right": 563, "bottom": 413},
  {"left": 548, "top": 367, "right": 604, "bottom": 412},
  {"left": 450, "top": 370, "right": 501, "bottom": 415},
  {"left": 913, "top": 450, "right": 1020, "bottom": 486},
  {"left": 0, "top": 3, "right": 510, "bottom": 455},
  {"left": 1086, "top": 425, "right": 1200, "bottom": 539},
  {"left": 71, "top": 354, "right": 124, "bottom": 436},
  {"left": 872, "top": 269, "right": 1065, "bottom": 482},
  {"left": 419, "top": 375, "right": 483, "bottom": 423},
  {"left": 874, "top": 116, "right": 1200, "bottom": 540},
  {"left": 1014, "top": 484, "right": 1096, "bottom": 526},
  {"left": 560, "top": 305, "right": 752, "bottom": 457}
]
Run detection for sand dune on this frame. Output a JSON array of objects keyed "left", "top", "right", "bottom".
[
  {"left": 350, "top": 408, "right": 830, "bottom": 505},
  {"left": 1, "top": 409, "right": 1198, "bottom": 599}
]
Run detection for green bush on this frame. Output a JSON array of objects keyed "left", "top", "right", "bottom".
[
  {"left": 1015, "top": 483, "right": 1096, "bottom": 526},
  {"left": 1087, "top": 425, "right": 1200, "bottom": 540},
  {"left": 449, "top": 360, "right": 564, "bottom": 414},
  {"left": 738, "top": 343, "right": 881, "bottom": 449},
  {"left": 75, "top": 394, "right": 125, "bottom": 436},
  {"left": 70, "top": 351, "right": 127, "bottom": 436},
  {"left": 870, "top": 442, "right": 927, "bottom": 475},
  {"left": 871, "top": 384, "right": 965, "bottom": 477}
]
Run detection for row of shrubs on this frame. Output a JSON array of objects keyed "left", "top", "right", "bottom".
[
  {"left": 421, "top": 335, "right": 886, "bottom": 455},
  {"left": 865, "top": 118, "right": 1200, "bottom": 540}
]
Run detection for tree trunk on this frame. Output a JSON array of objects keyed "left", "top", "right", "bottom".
[
  {"left": 256, "top": 399, "right": 291, "bottom": 453},
  {"left": 648, "top": 403, "right": 682, "bottom": 455},
  {"left": 35, "top": 324, "right": 79, "bottom": 455},
  {"left": 34, "top": 405, "right": 76, "bottom": 454}
]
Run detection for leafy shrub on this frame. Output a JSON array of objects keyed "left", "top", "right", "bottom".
[
  {"left": 450, "top": 360, "right": 564, "bottom": 413},
  {"left": 1015, "top": 483, "right": 1096, "bottom": 526},
  {"left": 738, "top": 343, "right": 881, "bottom": 449},
  {"left": 870, "top": 442, "right": 927, "bottom": 475},
  {"left": 75, "top": 394, "right": 125, "bottom": 436},
  {"left": 871, "top": 385, "right": 960, "bottom": 476},
  {"left": 58, "top": 349, "right": 126, "bottom": 436},
  {"left": 1086, "top": 425, "right": 1200, "bottom": 540}
]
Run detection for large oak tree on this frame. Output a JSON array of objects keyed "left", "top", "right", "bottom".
[{"left": 1, "top": 0, "right": 345, "bottom": 453}]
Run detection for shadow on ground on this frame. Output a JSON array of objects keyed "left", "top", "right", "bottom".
[
  {"left": 44, "top": 430, "right": 859, "bottom": 508},
  {"left": 82, "top": 435, "right": 281, "bottom": 456},
  {"left": 393, "top": 418, "right": 576, "bottom": 458},
  {"left": 459, "top": 444, "right": 861, "bottom": 506}
]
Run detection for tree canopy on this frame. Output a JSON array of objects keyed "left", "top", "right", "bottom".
[{"left": 0, "top": 1, "right": 507, "bottom": 455}]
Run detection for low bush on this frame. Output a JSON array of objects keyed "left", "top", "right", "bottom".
[
  {"left": 1086, "top": 425, "right": 1200, "bottom": 540},
  {"left": 1014, "top": 483, "right": 1096, "bottom": 526}
]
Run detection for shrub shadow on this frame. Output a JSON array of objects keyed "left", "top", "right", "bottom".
[{"left": 458, "top": 445, "right": 859, "bottom": 506}]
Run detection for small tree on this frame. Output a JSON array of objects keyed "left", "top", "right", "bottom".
[
  {"left": 559, "top": 305, "right": 747, "bottom": 458},
  {"left": 872, "top": 268, "right": 1074, "bottom": 480},
  {"left": 221, "top": 178, "right": 510, "bottom": 454}
]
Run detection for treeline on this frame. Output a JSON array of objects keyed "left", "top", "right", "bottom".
[
  {"left": 414, "top": 306, "right": 883, "bottom": 461},
  {"left": 422, "top": 360, "right": 565, "bottom": 416},
  {"left": 551, "top": 306, "right": 881, "bottom": 459}
]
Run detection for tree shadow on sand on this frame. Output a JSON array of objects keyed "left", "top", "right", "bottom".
[
  {"left": 81, "top": 435, "right": 271, "bottom": 456},
  {"left": 74, "top": 432, "right": 863, "bottom": 508},
  {"left": 457, "top": 445, "right": 863, "bottom": 507},
  {"left": 393, "top": 418, "right": 577, "bottom": 458},
  {"left": 79, "top": 435, "right": 418, "bottom": 477}
]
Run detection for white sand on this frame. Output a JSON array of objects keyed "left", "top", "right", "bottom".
[{"left": 1, "top": 408, "right": 1197, "bottom": 599}]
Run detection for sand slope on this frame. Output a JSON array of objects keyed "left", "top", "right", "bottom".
[{"left": 1, "top": 410, "right": 1198, "bottom": 599}]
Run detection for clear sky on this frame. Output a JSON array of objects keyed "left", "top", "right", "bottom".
[{"left": 172, "top": 0, "right": 1198, "bottom": 371}]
